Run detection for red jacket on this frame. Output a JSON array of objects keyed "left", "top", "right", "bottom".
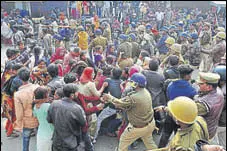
[
  {"left": 151, "top": 29, "right": 159, "bottom": 36},
  {"left": 75, "top": 93, "right": 100, "bottom": 132},
  {"left": 57, "top": 64, "right": 63, "bottom": 77},
  {"left": 50, "top": 47, "right": 66, "bottom": 63}
]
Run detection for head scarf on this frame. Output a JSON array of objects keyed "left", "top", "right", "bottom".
[
  {"left": 50, "top": 47, "right": 66, "bottom": 63},
  {"left": 94, "top": 54, "right": 103, "bottom": 67},
  {"left": 129, "top": 66, "right": 140, "bottom": 78},
  {"left": 80, "top": 67, "right": 94, "bottom": 83}
]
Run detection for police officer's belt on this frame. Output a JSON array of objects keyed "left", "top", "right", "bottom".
[
  {"left": 120, "top": 58, "right": 128, "bottom": 60},
  {"left": 132, "top": 117, "right": 153, "bottom": 128}
]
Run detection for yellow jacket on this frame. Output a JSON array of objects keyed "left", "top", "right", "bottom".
[
  {"left": 151, "top": 116, "right": 209, "bottom": 151},
  {"left": 78, "top": 31, "right": 89, "bottom": 50}
]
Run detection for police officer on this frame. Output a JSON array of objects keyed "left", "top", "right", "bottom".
[
  {"left": 195, "top": 72, "right": 224, "bottom": 143},
  {"left": 127, "top": 22, "right": 137, "bottom": 35},
  {"left": 160, "top": 37, "right": 176, "bottom": 69},
  {"left": 165, "top": 37, "right": 175, "bottom": 50},
  {"left": 136, "top": 25, "right": 146, "bottom": 44},
  {"left": 141, "top": 24, "right": 156, "bottom": 56},
  {"left": 215, "top": 27, "right": 225, "bottom": 35},
  {"left": 156, "top": 26, "right": 169, "bottom": 62},
  {"left": 88, "top": 29, "right": 108, "bottom": 60},
  {"left": 168, "top": 25, "right": 178, "bottom": 40},
  {"left": 199, "top": 22, "right": 212, "bottom": 72},
  {"left": 163, "top": 55, "right": 180, "bottom": 80},
  {"left": 212, "top": 27, "right": 225, "bottom": 45},
  {"left": 201, "top": 32, "right": 226, "bottom": 68},
  {"left": 101, "top": 22, "right": 112, "bottom": 42},
  {"left": 188, "top": 22, "right": 198, "bottom": 35},
  {"left": 117, "top": 34, "right": 133, "bottom": 70},
  {"left": 160, "top": 43, "right": 185, "bottom": 68},
  {"left": 186, "top": 33, "right": 201, "bottom": 67},
  {"left": 177, "top": 21, "right": 184, "bottom": 36},
  {"left": 128, "top": 33, "right": 140, "bottom": 63},
  {"left": 155, "top": 96, "right": 209, "bottom": 150},
  {"left": 102, "top": 73, "right": 157, "bottom": 151},
  {"left": 177, "top": 32, "right": 189, "bottom": 59}
]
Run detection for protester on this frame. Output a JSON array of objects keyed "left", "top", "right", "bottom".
[
  {"left": 14, "top": 67, "right": 39, "bottom": 151},
  {"left": 47, "top": 83, "right": 86, "bottom": 151},
  {"left": 33, "top": 86, "right": 54, "bottom": 151},
  {"left": 1, "top": 3, "right": 226, "bottom": 150},
  {"left": 1, "top": 63, "right": 23, "bottom": 137},
  {"left": 93, "top": 67, "right": 122, "bottom": 143}
]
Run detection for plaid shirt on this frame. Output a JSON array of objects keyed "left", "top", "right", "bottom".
[{"left": 10, "top": 49, "right": 30, "bottom": 65}]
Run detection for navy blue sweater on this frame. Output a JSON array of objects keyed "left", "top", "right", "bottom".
[{"left": 167, "top": 79, "right": 197, "bottom": 100}]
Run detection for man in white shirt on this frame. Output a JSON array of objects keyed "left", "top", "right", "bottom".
[
  {"left": 103, "top": 1, "right": 110, "bottom": 18},
  {"left": 11, "top": 26, "right": 25, "bottom": 48},
  {"left": 155, "top": 8, "right": 164, "bottom": 30}
]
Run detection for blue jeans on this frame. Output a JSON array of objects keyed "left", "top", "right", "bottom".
[
  {"left": 23, "top": 128, "right": 33, "bottom": 151},
  {"left": 157, "top": 20, "right": 162, "bottom": 31},
  {"left": 97, "top": 7, "right": 102, "bottom": 18},
  {"left": 108, "top": 119, "right": 122, "bottom": 133}
]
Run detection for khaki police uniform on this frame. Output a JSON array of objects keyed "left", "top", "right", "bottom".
[
  {"left": 105, "top": 89, "right": 157, "bottom": 151},
  {"left": 167, "top": 116, "right": 209, "bottom": 151},
  {"left": 160, "top": 44, "right": 185, "bottom": 67},
  {"left": 199, "top": 22, "right": 212, "bottom": 72},
  {"left": 117, "top": 42, "right": 133, "bottom": 70},
  {"left": 185, "top": 41, "right": 201, "bottom": 67},
  {"left": 88, "top": 35, "right": 108, "bottom": 51},
  {"left": 201, "top": 40, "right": 226, "bottom": 68},
  {"left": 103, "top": 28, "right": 112, "bottom": 42}
]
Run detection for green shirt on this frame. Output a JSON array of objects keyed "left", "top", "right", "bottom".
[{"left": 33, "top": 103, "right": 54, "bottom": 141}]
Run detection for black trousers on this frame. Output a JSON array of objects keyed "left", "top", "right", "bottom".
[
  {"left": 52, "top": 145, "right": 78, "bottom": 151},
  {"left": 158, "top": 114, "right": 179, "bottom": 148}
]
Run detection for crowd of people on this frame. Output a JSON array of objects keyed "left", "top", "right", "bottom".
[{"left": 1, "top": 1, "right": 226, "bottom": 151}]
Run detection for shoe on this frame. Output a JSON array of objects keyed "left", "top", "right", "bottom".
[
  {"left": 7, "top": 132, "right": 19, "bottom": 137},
  {"left": 128, "top": 141, "right": 138, "bottom": 150},
  {"left": 92, "top": 139, "right": 96, "bottom": 144}
]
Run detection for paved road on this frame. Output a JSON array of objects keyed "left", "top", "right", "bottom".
[{"left": 2, "top": 117, "right": 160, "bottom": 151}]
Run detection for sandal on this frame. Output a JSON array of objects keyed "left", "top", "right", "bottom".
[{"left": 106, "top": 132, "right": 117, "bottom": 137}]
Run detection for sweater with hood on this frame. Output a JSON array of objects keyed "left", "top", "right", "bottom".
[{"left": 167, "top": 79, "right": 198, "bottom": 100}]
